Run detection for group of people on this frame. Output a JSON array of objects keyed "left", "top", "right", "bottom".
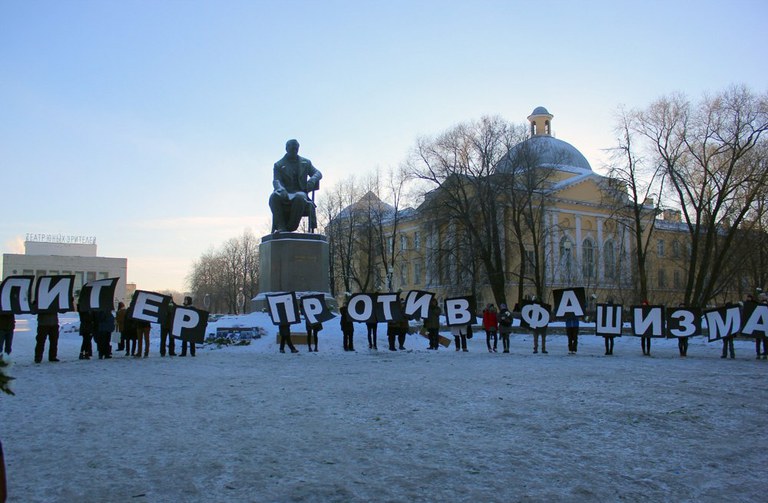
[{"left": 19, "top": 296, "right": 199, "bottom": 364}]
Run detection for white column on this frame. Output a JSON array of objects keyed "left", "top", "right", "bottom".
[
  {"left": 575, "top": 215, "right": 583, "bottom": 282},
  {"left": 597, "top": 217, "right": 604, "bottom": 282}
]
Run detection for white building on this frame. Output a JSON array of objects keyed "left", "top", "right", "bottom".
[{"left": 2, "top": 235, "right": 128, "bottom": 306}]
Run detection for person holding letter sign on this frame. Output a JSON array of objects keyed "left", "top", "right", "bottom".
[
  {"left": 34, "top": 308, "right": 59, "bottom": 363},
  {"left": 424, "top": 297, "right": 441, "bottom": 350},
  {"left": 497, "top": 304, "right": 512, "bottom": 353},
  {"left": 179, "top": 296, "right": 196, "bottom": 357}
]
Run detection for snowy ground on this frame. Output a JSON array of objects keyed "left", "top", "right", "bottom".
[{"left": 1, "top": 313, "right": 766, "bottom": 503}]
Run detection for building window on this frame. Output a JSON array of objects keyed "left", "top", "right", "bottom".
[
  {"left": 400, "top": 235, "right": 408, "bottom": 251},
  {"left": 674, "top": 270, "right": 682, "bottom": 288},
  {"left": 671, "top": 240, "right": 680, "bottom": 258},
  {"left": 387, "top": 237, "right": 393, "bottom": 253},
  {"left": 413, "top": 232, "right": 421, "bottom": 250},
  {"left": 559, "top": 236, "right": 574, "bottom": 283},
  {"left": 657, "top": 239, "right": 665, "bottom": 257},
  {"left": 603, "top": 240, "right": 616, "bottom": 280},
  {"left": 582, "top": 239, "right": 595, "bottom": 279},
  {"left": 400, "top": 265, "right": 408, "bottom": 286},
  {"left": 658, "top": 269, "right": 667, "bottom": 288},
  {"left": 414, "top": 262, "right": 422, "bottom": 284}
]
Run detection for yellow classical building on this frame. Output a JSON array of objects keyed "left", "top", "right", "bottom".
[{"left": 331, "top": 107, "right": 694, "bottom": 309}]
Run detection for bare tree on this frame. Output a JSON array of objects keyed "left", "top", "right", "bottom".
[
  {"left": 633, "top": 86, "right": 768, "bottom": 307},
  {"left": 408, "top": 115, "right": 520, "bottom": 307},
  {"left": 186, "top": 230, "right": 261, "bottom": 314},
  {"left": 605, "top": 108, "right": 666, "bottom": 303}
]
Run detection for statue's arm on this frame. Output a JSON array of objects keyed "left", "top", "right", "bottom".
[{"left": 306, "top": 162, "right": 323, "bottom": 191}]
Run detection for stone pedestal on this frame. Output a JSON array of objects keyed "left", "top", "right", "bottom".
[{"left": 252, "top": 232, "right": 334, "bottom": 311}]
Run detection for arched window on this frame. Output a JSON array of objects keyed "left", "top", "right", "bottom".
[
  {"left": 559, "top": 236, "right": 574, "bottom": 283},
  {"left": 603, "top": 240, "right": 615, "bottom": 280},
  {"left": 582, "top": 238, "right": 595, "bottom": 279},
  {"left": 531, "top": 122, "right": 536, "bottom": 136},
  {"left": 545, "top": 120, "right": 551, "bottom": 135}
]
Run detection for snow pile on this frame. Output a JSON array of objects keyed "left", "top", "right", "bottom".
[{"left": 0, "top": 313, "right": 765, "bottom": 502}]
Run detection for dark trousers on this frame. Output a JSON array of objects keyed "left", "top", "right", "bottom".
[
  {"left": 427, "top": 328, "right": 439, "bottom": 349},
  {"left": 280, "top": 325, "right": 297, "bottom": 352},
  {"left": 80, "top": 334, "right": 93, "bottom": 357},
  {"left": 95, "top": 331, "right": 111, "bottom": 357},
  {"left": 641, "top": 336, "right": 652, "bottom": 355},
  {"left": 0, "top": 329, "right": 13, "bottom": 354},
  {"left": 454, "top": 334, "right": 467, "bottom": 351},
  {"left": 721, "top": 337, "right": 734, "bottom": 358},
  {"left": 35, "top": 325, "right": 59, "bottom": 362},
  {"left": 306, "top": 327, "right": 318, "bottom": 351},
  {"left": 499, "top": 332, "right": 510, "bottom": 352},
  {"left": 343, "top": 329, "right": 355, "bottom": 351},
  {"left": 678, "top": 337, "right": 688, "bottom": 356},
  {"left": 566, "top": 327, "right": 578, "bottom": 353},
  {"left": 755, "top": 336, "right": 767, "bottom": 357},
  {"left": 367, "top": 324, "right": 377, "bottom": 349},
  {"left": 604, "top": 336, "right": 614, "bottom": 355},
  {"left": 181, "top": 339, "right": 196, "bottom": 356},
  {"left": 398, "top": 331, "right": 406, "bottom": 350},
  {"left": 486, "top": 330, "right": 497, "bottom": 351},
  {"left": 160, "top": 328, "right": 176, "bottom": 356}
]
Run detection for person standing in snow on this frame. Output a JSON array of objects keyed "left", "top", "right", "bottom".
[
  {"left": 482, "top": 304, "right": 498, "bottom": 353},
  {"left": 93, "top": 307, "right": 115, "bottom": 359},
  {"left": 34, "top": 307, "right": 60, "bottom": 363},
  {"left": 640, "top": 300, "right": 652, "bottom": 356},
  {"left": 497, "top": 304, "right": 513, "bottom": 353},
  {"left": 278, "top": 323, "right": 299, "bottom": 353},
  {"left": 77, "top": 304, "right": 94, "bottom": 360},
  {"left": 159, "top": 301, "right": 176, "bottom": 357},
  {"left": 0, "top": 312, "right": 14, "bottom": 355},
  {"left": 451, "top": 323, "right": 470, "bottom": 352},
  {"left": 565, "top": 313, "right": 579, "bottom": 355},
  {"left": 305, "top": 317, "right": 321, "bottom": 352},
  {"left": 424, "top": 297, "right": 441, "bottom": 350},
  {"left": 179, "top": 296, "right": 196, "bottom": 357},
  {"left": 340, "top": 301, "right": 355, "bottom": 351},
  {"left": 366, "top": 320, "right": 378, "bottom": 350}
]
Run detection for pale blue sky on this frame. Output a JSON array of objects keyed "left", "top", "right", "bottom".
[{"left": 1, "top": 0, "right": 766, "bottom": 292}]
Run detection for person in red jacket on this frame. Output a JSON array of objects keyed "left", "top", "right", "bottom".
[{"left": 482, "top": 304, "right": 498, "bottom": 353}]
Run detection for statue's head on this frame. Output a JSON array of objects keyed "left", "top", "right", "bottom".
[{"left": 285, "top": 139, "right": 300, "bottom": 157}]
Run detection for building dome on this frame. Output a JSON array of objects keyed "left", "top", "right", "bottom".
[
  {"left": 497, "top": 106, "right": 592, "bottom": 173},
  {"left": 498, "top": 135, "right": 592, "bottom": 173}
]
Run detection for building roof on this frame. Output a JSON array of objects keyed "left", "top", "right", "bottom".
[{"left": 497, "top": 135, "right": 593, "bottom": 174}]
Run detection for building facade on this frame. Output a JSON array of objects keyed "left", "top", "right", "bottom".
[
  {"left": 2, "top": 236, "right": 128, "bottom": 307},
  {"left": 330, "top": 107, "right": 706, "bottom": 309}
]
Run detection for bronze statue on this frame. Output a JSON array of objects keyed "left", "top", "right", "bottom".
[{"left": 269, "top": 139, "right": 323, "bottom": 233}]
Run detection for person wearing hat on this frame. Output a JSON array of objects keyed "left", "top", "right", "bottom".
[{"left": 482, "top": 304, "right": 498, "bottom": 353}]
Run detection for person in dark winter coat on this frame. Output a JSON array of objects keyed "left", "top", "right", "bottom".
[
  {"left": 115, "top": 302, "right": 127, "bottom": 352},
  {"left": 340, "top": 303, "right": 355, "bottom": 351},
  {"left": 0, "top": 312, "right": 14, "bottom": 355},
  {"left": 160, "top": 302, "right": 176, "bottom": 357},
  {"left": 35, "top": 309, "right": 59, "bottom": 363},
  {"left": 498, "top": 304, "right": 513, "bottom": 353},
  {"left": 179, "top": 296, "right": 196, "bottom": 357},
  {"left": 93, "top": 308, "right": 115, "bottom": 359},
  {"left": 78, "top": 304, "right": 95, "bottom": 359},
  {"left": 424, "top": 298, "right": 441, "bottom": 350}
]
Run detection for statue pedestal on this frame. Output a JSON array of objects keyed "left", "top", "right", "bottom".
[{"left": 252, "top": 233, "right": 334, "bottom": 311}]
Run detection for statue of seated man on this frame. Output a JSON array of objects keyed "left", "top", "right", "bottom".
[{"left": 269, "top": 139, "right": 323, "bottom": 233}]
